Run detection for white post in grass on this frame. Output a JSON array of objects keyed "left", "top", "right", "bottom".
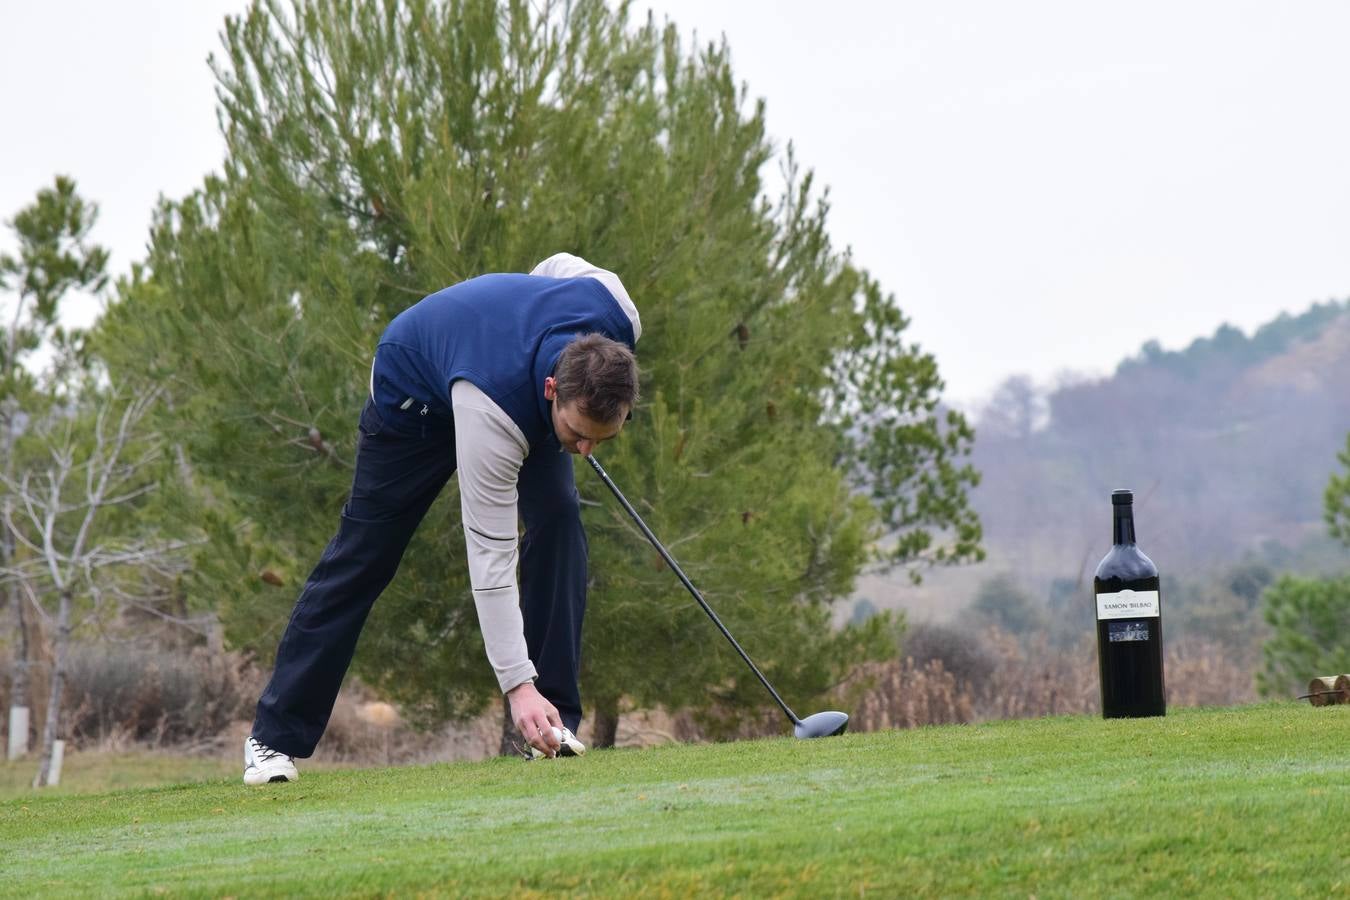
[
  {"left": 6, "top": 706, "right": 28, "bottom": 761},
  {"left": 47, "top": 740, "right": 65, "bottom": 786}
]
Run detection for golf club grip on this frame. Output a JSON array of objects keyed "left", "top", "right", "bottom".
[{"left": 585, "top": 454, "right": 800, "bottom": 724}]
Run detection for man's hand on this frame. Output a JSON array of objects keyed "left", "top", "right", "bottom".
[{"left": 507, "top": 682, "right": 563, "bottom": 758}]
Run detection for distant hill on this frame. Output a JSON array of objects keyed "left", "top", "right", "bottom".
[{"left": 857, "top": 299, "right": 1350, "bottom": 621}]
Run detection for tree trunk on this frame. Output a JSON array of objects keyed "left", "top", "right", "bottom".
[
  {"left": 205, "top": 612, "right": 224, "bottom": 656},
  {"left": 33, "top": 588, "right": 71, "bottom": 789},
  {"left": 4, "top": 489, "right": 30, "bottom": 760},
  {"left": 3, "top": 400, "right": 30, "bottom": 760},
  {"left": 498, "top": 694, "right": 517, "bottom": 757},
  {"left": 6, "top": 579, "right": 30, "bottom": 760},
  {"left": 12, "top": 582, "right": 29, "bottom": 702},
  {"left": 592, "top": 698, "right": 620, "bottom": 749}
]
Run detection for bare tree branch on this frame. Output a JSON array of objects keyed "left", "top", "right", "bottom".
[
  {"left": 0, "top": 381, "right": 185, "bottom": 597},
  {"left": 20, "top": 578, "right": 50, "bottom": 629}
]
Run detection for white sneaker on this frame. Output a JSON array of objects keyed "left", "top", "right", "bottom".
[
  {"left": 524, "top": 726, "right": 586, "bottom": 760},
  {"left": 244, "top": 736, "right": 299, "bottom": 785}
]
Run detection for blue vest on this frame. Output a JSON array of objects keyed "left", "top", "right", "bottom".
[{"left": 373, "top": 274, "right": 636, "bottom": 449}]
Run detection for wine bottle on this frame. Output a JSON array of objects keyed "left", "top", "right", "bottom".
[{"left": 1093, "top": 489, "right": 1166, "bottom": 718}]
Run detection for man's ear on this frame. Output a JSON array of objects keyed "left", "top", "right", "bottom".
[{"left": 543, "top": 376, "right": 557, "bottom": 401}]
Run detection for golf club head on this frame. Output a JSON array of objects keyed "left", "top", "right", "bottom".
[{"left": 794, "top": 710, "right": 849, "bottom": 739}]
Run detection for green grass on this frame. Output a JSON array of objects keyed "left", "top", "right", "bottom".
[
  {"left": 0, "top": 750, "right": 351, "bottom": 801},
  {"left": 0, "top": 752, "right": 238, "bottom": 800},
  {"left": 2, "top": 703, "right": 1347, "bottom": 898}
]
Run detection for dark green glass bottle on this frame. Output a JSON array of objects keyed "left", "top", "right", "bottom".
[{"left": 1093, "top": 489, "right": 1166, "bottom": 718}]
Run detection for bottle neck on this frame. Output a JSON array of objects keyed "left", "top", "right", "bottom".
[{"left": 1113, "top": 504, "right": 1137, "bottom": 545}]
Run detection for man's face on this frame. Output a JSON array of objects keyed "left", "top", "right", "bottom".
[{"left": 544, "top": 376, "right": 626, "bottom": 455}]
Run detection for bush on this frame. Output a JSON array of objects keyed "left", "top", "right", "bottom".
[
  {"left": 843, "top": 629, "right": 1256, "bottom": 731},
  {"left": 902, "top": 621, "right": 995, "bottom": 685},
  {"left": 1165, "top": 639, "right": 1257, "bottom": 707},
  {"left": 969, "top": 575, "right": 1048, "bottom": 635},
  {"left": 846, "top": 658, "right": 975, "bottom": 731},
  {"left": 57, "top": 645, "right": 259, "bottom": 748},
  {"left": 1259, "top": 574, "right": 1350, "bottom": 697},
  {"left": 973, "top": 630, "right": 1097, "bottom": 719}
]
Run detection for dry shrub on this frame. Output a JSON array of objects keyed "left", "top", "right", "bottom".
[
  {"left": 972, "top": 630, "right": 1098, "bottom": 719},
  {"left": 60, "top": 645, "right": 261, "bottom": 749},
  {"left": 844, "top": 658, "right": 975, "bottom": 731},
  {"left": 611, "top": 707, "right": 684, "bottom": 747},
  {"left": 903, "top": 621, "right": 996, "bottom": 685},
  {"left": 678, "top": 705, "right": 785, "bottom": 743},
  {"left": 3, "top": 644, "right": 259, "bottom": 751},
  {"left": 263, "top": 634, "right": 1257, "bottom": 758},
  {"left": 311, "top": 684, "right": 499, "bottom": 765},
  {"left": 1, "top": 629, "right": 1263, "bottom": 762},
  {"left": 1163, "top": 639, "right": 1258, "bottom": 707},
  {"left": 838, "top": 628, "right": 1260, "bottom": 734}
]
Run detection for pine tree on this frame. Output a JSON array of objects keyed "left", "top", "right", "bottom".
[{"left": 96, "top": 0, "right": 980, "bottom": 739}]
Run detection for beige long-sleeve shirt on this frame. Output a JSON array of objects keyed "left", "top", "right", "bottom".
[{"left": 449, "top": 254, "right": 640, "bottom": 693}]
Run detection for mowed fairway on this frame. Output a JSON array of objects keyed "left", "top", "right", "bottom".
[{"left": 2, "top": 704, "right": 1346, "bottom": 898}]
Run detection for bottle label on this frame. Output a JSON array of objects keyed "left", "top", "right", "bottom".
[
  {"left": 1108, "top": 621, "right": 1150, "bottom": 642},
  {"left": 1096, "top": 589, "right": 1160, "bottom": 620}
]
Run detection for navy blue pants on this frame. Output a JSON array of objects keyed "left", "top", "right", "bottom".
[{"left": 252, "top": 397, "right": 588, "bottom": 758}]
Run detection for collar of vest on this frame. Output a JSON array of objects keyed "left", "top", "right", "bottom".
[{"left": 528, "top": 279, "right": 637, "bottom": 448}]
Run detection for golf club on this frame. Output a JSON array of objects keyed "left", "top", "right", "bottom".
[{"left": 586, "top": 454, "right": 849, "bottom": 739}]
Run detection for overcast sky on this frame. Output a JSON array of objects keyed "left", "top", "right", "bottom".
[{"left": 4, "top": 1, "right": 1350, "bottom": 408}]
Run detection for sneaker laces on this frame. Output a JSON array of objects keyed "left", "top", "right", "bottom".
[{"left": 251, "top": 739, "right": 289, "bottom": 764}]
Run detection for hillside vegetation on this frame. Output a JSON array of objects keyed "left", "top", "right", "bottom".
[
  {"left": 978, "top": 300, "right": 1350, "bottom": 578},
  {"left": 3, "top": 704, "right": 1346, "bottom": 897},
  {"left": 864, "top": 301, "right": 1350, "bottom": 636}
]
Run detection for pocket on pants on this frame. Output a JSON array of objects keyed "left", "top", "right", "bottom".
[{"left": 358, "top": 398, "right": 385, "bottom": 439}]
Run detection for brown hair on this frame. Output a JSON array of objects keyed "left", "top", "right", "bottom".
[{"left": 553, "top": 333, "right": 639, "bottom": 424}]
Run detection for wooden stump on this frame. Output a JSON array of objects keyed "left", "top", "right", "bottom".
[{"left": 1307, "top": 676, "right": 1340, "bottom": 706}]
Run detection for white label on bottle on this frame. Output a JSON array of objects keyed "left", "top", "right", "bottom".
[{"left": 1096, "top": 589, "right": 1160, "bottom": 620}]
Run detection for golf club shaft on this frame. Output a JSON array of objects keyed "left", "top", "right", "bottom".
[{"left": 586, "top": 454, "right": 801, "bottom": 725}]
